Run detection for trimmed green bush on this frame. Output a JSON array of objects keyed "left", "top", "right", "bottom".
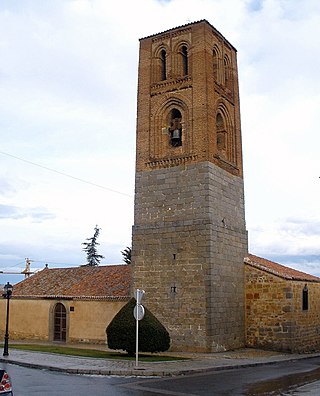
[{"left": 106, "top": 298, "right": 170, "bottom": 355}]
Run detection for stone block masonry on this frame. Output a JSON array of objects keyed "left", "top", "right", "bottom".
[
  {"left": 245, "top": 264, "right": 320, "bottom": 353},
  {"left": 132, "top": 161, "right": 247, "bottom": 352}
]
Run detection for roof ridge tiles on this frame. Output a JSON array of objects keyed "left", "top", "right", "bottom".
[
  {"left": 13, "top": 294, "right": 130, "bottom": 301},
  {"left": 246, "top": 254, "right": 320, "bottom": 282}
]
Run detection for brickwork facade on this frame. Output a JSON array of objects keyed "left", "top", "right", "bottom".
[
  {"left": 135, "top": 20, "right": 243, "bottom": 176},
  {"left": 132, "top": 20, "right": 248, "bottom": 352},
  {"left": 245, "top": 256, "right": 320, "bottom": 352}
]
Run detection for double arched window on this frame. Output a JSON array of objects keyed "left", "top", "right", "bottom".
[
  {"left": 153, "top": 43, "right": 190, "bottom": 83},
  {"left": 212, "top": 46, "right": 233, "bottom": 92}
]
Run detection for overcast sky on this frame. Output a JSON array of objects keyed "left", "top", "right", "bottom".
[{"left": 0, "top": 0, "right": 319, "bottom": 283}]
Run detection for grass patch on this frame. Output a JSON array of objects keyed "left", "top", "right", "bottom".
[{"left": 9, "top": 344, "right": 184, "bottom": 362}]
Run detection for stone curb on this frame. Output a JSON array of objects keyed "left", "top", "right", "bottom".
[{"left": 1, "top": 353, "right": 320, "bottom": 377}]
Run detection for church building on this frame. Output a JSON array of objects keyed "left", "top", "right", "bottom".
[{"left": 1, "top": 20, "right": 320, "bottom": 355}]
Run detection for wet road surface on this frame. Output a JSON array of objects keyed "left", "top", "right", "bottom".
[{"left": 3, "top": 356, "right": 320, "bottom": 395}]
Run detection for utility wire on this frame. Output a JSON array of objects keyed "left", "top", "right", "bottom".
[
  {"left": 0, "top": 259, "right": 74, "bottom": 271},
  {"left": 32, "top": 260, "right": 75, "bottom": 266},
  {"left": 0, "top": 150, "right": 133, "bottom": 198},
  {"left": 0, "top": 260, "right": 25, "bottom": 270}
]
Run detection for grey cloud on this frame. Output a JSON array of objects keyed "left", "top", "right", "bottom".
[
  {"left": 249, "top": 216, "right": 320, "bottom": 263},
  {"left": 0, "top": 204, "right": 55, "bottom": 221},
  {"left": 0, "top": 178, "right": 17, "bottom": 196},
  {"left": 280, "top": 217, "right": 320, "bottom": 237},
  {"left": 0, "top": 204, "right": 22, "bottom": 219}
]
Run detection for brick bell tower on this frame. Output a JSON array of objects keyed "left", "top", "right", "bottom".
[{"left": 132, "top": 20, "right": 248, "bottom": 352}]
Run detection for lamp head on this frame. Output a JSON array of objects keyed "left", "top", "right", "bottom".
[{"left": 3, "top": 282, "right": 13, "bottom": 297}]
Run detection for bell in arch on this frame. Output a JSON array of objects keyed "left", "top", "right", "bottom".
[
  {"left": 171, "top": 129, "right": 182, "bottom": 147},
  {"left": 172, "top": 129, "right": 180, "bottom": 139},
  {"left": 169, "top": 109, "right": 183, "bottom": 147}
]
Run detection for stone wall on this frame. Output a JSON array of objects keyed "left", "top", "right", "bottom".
[
  {"left": 133, "top": 161, "right": 247, "bottom": 352},
  {"left": 245, "top": 265, "right": 320, "bottom": 352}
]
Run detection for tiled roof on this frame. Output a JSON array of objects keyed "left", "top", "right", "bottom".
[
  {"left": 13, "top": 265, "right": 132, "bottom": 299},
  {"left": 245, "top": 254, "right": 320, "bottom": 282},
  {"left": 12, "top": 255, "right": 319, "bottom": 299}
]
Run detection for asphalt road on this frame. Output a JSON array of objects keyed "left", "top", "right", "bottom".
[{"left": 3, "top": 357, "right": 320, "bottom": 395}]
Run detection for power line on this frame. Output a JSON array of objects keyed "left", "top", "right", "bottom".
[
  {"left": 0, "top": 150, "right": 133, "bottom": 198},
  {"left": 0, "top": 259, "right": 72, "bottom": 272},
  {"left": 32, "top": 260, "right": 75, "bottom": 267},
  {"left": 0, "top": 260, "right": 25, "bottom": 271}
]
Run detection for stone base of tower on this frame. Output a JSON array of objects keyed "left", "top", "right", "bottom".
[{"left": 132, "top": 162, "right": 248, "bottom": 352}]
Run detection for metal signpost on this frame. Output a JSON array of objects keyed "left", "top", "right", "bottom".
[{"left": 134, "top": 288, "right": 145, "bottom": 368}]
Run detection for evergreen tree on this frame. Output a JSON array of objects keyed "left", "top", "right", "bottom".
[
  {"left": 121, "top": 246, "right": 131, "bottom": 264},
  {"left": 106, "top": 298, "right": 170, "bottom": 355},
  {"left": 82, "top": 225, "right": 105, "bottom": 266}
]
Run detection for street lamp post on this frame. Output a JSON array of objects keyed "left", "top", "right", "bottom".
[{"left": 3, "top": 282, "right": 13, "bottom": 357}]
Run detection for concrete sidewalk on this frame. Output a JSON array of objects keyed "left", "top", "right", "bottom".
[{"left": 1, "top": 345, "right": 319, "bottom": 377}]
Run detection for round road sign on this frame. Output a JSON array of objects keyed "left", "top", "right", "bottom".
[{"left": 133, "top": 305, "right": 145, "bottom": 321}]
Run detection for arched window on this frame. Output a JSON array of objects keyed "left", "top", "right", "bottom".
[
  {"left": 215, "top": 105, "right": 236, "bottom": 164},
  {"left": 302, "top": 284, "right": 309, "bottom": 311},
  {"left": 216, "top": 112, "right": 227, "bottom": 156},
  {"left": 213, "top": 48, "right": 218, "bottom": 81},
  {"left": 181, "top": 45, "right": 188, "bottom": 76},
  {"left": 160, "top": 49, "right": 167, "bottom": 81},
  {"left": 169, "top": 109, "right": 182, "bottom": 147},
  {"left": 223, "top": 55, "right": 232, "bottom": 90},
  {"left": 54, "top": 303, "right": 67, "bottom": 341}
]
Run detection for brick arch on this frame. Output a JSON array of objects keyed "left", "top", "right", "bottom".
[
  {"left": 151, "top": 97, "right": 192, "bottom": 159},
  {"left": 215, "top": 101, "right": 236, "bottom": 164},
  {"left": 153, "top": 44, "right": 170, "bottom": 58}
]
